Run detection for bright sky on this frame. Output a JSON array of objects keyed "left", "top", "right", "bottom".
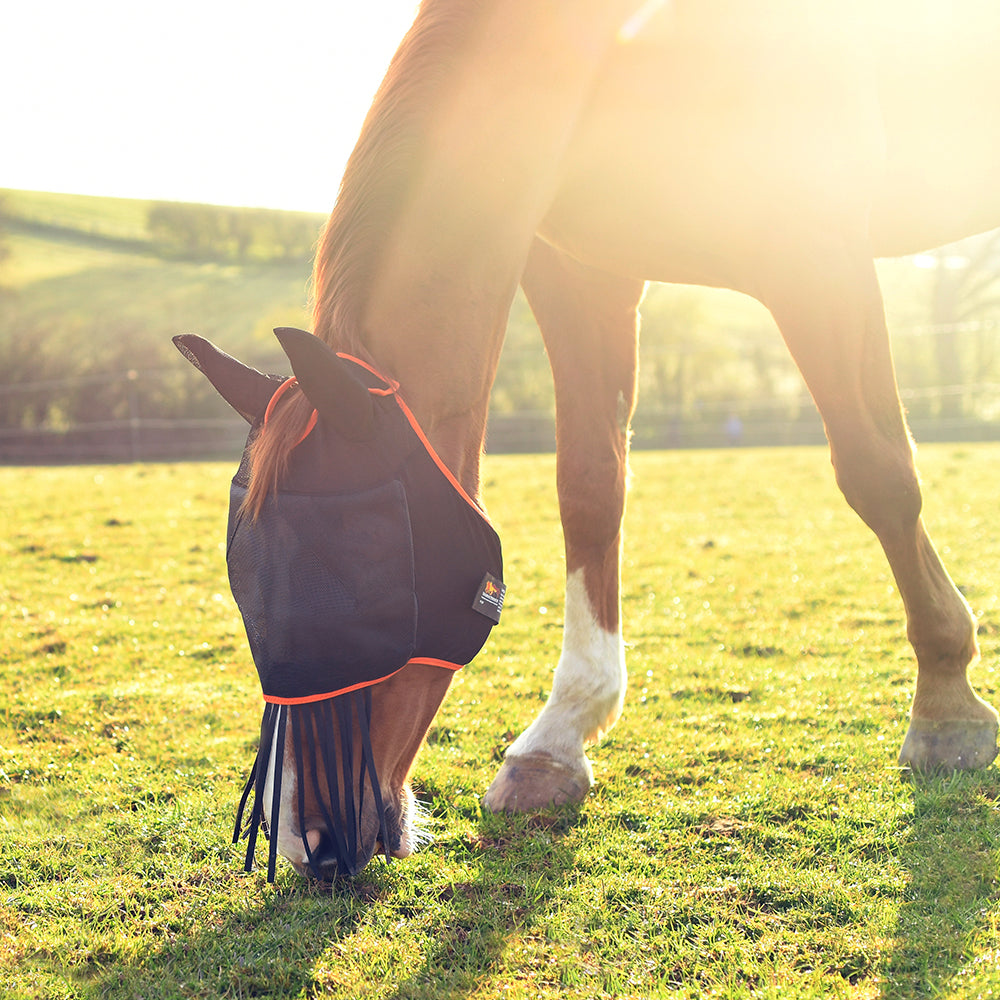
[{"left": 3, "top": 1, "right": 420, "bottom": 212}]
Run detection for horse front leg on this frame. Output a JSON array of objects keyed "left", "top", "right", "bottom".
[
  {"left": 484, "top": 239, "right": 644, "bottom": 811},
  {"left": 763, "top": 245, "right": 998, "bottom": 771}
]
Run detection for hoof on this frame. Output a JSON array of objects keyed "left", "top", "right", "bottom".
[
  {"left": 898, "top": 714, "right": 999, "bottom": 773},
  {"left": 482, "top": 752, "right": 592, "bottom": 813}
]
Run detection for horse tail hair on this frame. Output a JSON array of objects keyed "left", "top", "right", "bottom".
[{"left": 240, "top": 388, "right": 314, "bottom": 519}]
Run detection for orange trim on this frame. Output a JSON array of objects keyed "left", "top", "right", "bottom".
[
  {"left": 263, "top": 376, "right": 295, "bottom": 422},
  {"left": 333, "top": 352, "right": 493, "bottom": 527},
  {"left": 406, "top": 657, "right": 464, "bottom": 671},
  {"left": 393, "top": 394, "right": 493, "bottom": 525},
  {"left": 261, "top": 656, "right": 464, "bottom": 705},
  {"left": 264, "top": 377, "right": 317, "bottom": 447},
  {"left": 335, "top": 352, "right": 400, "bottom": 393}
]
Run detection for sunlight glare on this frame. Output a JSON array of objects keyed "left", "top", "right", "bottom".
[
  {"left": 1, "top": 1, "right": 419, "bottom": 211},
  {"left": 618, "top": 0, "right": 669, "bottom": 43}
]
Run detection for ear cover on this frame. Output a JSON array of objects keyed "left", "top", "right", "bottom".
[
  {"left": 273, "top": 327, "right": 375, "bottom": 441},
  {"left": 173, "top": 334, "right": 281, "bottom": 424}
]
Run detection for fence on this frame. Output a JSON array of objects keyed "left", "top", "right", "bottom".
[{"left": 3, "top": 369, "right": 1000, "bottom": 464}]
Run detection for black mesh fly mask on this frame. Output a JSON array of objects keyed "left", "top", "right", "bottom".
[{"left": 175, "top": 328, "right": 504, "bottom": 881}]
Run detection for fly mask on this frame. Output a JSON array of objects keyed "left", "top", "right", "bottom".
[{"left": 174, "top": 328, "right": 504, "bottom": 880}]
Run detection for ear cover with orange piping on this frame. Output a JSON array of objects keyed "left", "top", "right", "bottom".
[
  {"left": 273, "top": 327, "right": 375, "bottom": 441},
  {"left": 173, "top": 334, "right": 282, "bottom": 424},
  {"left": 175, "top": 328, "right": 376, "bottom": 442}
]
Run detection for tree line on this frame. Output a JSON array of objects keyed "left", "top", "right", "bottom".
[
  {"left": 146, "top": 202, "right": 325, "bottom": 263},
  {"left": 3, "top": 190, "right": 1000, "bottom": 454}
]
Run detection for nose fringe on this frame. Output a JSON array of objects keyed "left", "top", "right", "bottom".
[
  {"left": 233, "top": 688, "right": 392, "bottom": 883},
  {"left": 302, "top": 830, "right": 372, "bottom": 883}
]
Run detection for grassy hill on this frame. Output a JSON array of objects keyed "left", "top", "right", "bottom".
[
  {"left": 1, "top": 188, "right": 319, "bottom": 356},
  {"left": 0, "top": 190, "right": 553, "bottom": 420},
  {"left": 2, "top": 188, "right": 152, "bottom": 246},
  {"left": 4, "top": 186, "right": 990, "bottom": 457},
  {"left": 0, "top": 187, "right": 779, "bottom": 388},
  {"left": 0, "top": 190, "right": 323, "bottom": 443},
  {"left": 0, "top": 188, "right": 834, "bottom": 454}
]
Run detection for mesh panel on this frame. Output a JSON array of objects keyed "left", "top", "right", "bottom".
[{"left": 227, "top": 480, "right": 418, "bottom": 699}]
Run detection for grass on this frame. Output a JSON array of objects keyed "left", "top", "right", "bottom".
[{"left": 2, "top": 445, "right": 1000, "bottom": 998}]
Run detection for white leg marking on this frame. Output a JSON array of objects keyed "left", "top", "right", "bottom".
[
  {"left": 263, "top": 716, "right": 309, "bottom": 867},
  {"left": 507, "top": 568, "right": 626, "bottom": 768}
]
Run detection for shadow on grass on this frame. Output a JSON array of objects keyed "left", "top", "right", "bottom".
[
  {"left": 89, "top": 807, "right": 582, "bottom": 1000},
  {"left": 882, "top": 770, "right": 1000, "bottom": 999},
  {"left": 86, "top": 871, "right": 374, "bottom": 1000},
  {"left": 387, "top": 808, "right": 582, "bottom": 998}
]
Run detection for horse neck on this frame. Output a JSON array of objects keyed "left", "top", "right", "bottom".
[
  {"left": 311, "top": 0, "right": 519, "bottom": 495},
  {"left": 313, "top": 0, "right": 640, "bottom": 496},
  {"left": 314, "top": 0, "right": 520, "bottom": 492},
  {"left": 313, "top": 1, "right": 498, "bottom": 357}
]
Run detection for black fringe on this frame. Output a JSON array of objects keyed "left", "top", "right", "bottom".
[{"left": 232, "top": 690, "right": 391, "bottom": 882}]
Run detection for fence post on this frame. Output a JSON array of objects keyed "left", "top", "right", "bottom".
[{"left": 126, "top": 369, "right": 140, "bottom": 462}]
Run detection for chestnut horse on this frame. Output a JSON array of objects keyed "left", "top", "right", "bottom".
[{"left": 241, "top": 0, "right": 1000, "bottom": 878}]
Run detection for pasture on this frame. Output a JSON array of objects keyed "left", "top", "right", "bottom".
[{"left": 2, "top": 446, "right": 999, "bottom": 999}]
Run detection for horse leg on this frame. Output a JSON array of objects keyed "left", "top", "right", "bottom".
[
  {"left": 484, "top": 238, "right": 644, "bottom": 811},
  {"left": 762, "top": 245, "right": 998, "bottom": 771}
]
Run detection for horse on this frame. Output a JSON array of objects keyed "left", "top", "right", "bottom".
[{"left": 189, "top": 0, "right": 1000, "bottom": 880}]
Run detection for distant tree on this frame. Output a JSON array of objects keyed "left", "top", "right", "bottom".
[
  {"left": 0, "top": 194, "right": 11, "bottom": 281},
  {"left": 267, "top": 211, "right": 322, "bottom": 262},
  {"left": 490, "top": 290, "right": 554, "bottom": 414},
  {"left": 226, "top": 209, "right": 255, "bottom": 260},
  {"left": 639, "top": 284, "right": 789, "bottom": 412},
  {"left": 148, "top": 202, "right": 225, "bottom": 258},
  {"left": 919, "top": 231, "right": 1000, "bottom": 421},
  {"left": 147, "top": 201, "right": 322, "bottom": 263}
]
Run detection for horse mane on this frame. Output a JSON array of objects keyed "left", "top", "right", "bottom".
[{"left": 243, "top": 0, "right": 478, "bottom": 516}]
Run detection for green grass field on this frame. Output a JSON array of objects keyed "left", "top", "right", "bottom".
[{"left": 2, "top": 446, "right": 1000, "bottom": 999}]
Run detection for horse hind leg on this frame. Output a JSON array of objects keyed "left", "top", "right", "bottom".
[
  {"left": 484, "top": 238, "right": 644, "bottom": 812},
  {"left": 763, "top": 243, "right": 998, "bottom": 772}
]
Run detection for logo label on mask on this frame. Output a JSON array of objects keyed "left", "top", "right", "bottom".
[{"left": 472, "top": 573, "right": 506, "bottom": 623}]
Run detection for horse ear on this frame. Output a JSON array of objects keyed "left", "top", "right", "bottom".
[
  {"left": 273, "top": 328, "right": 375, "bottom": 441},
  {"left": 173, "top": 334, "right": 280, "bottom": 424}
]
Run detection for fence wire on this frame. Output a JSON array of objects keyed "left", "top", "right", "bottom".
[{"left": 2, "top": 367, "right": 1000, "bottom": 462}]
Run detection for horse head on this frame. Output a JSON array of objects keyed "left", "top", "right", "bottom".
[{"left": 175, "top": 330, "right": 503, "bottom": 881}]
